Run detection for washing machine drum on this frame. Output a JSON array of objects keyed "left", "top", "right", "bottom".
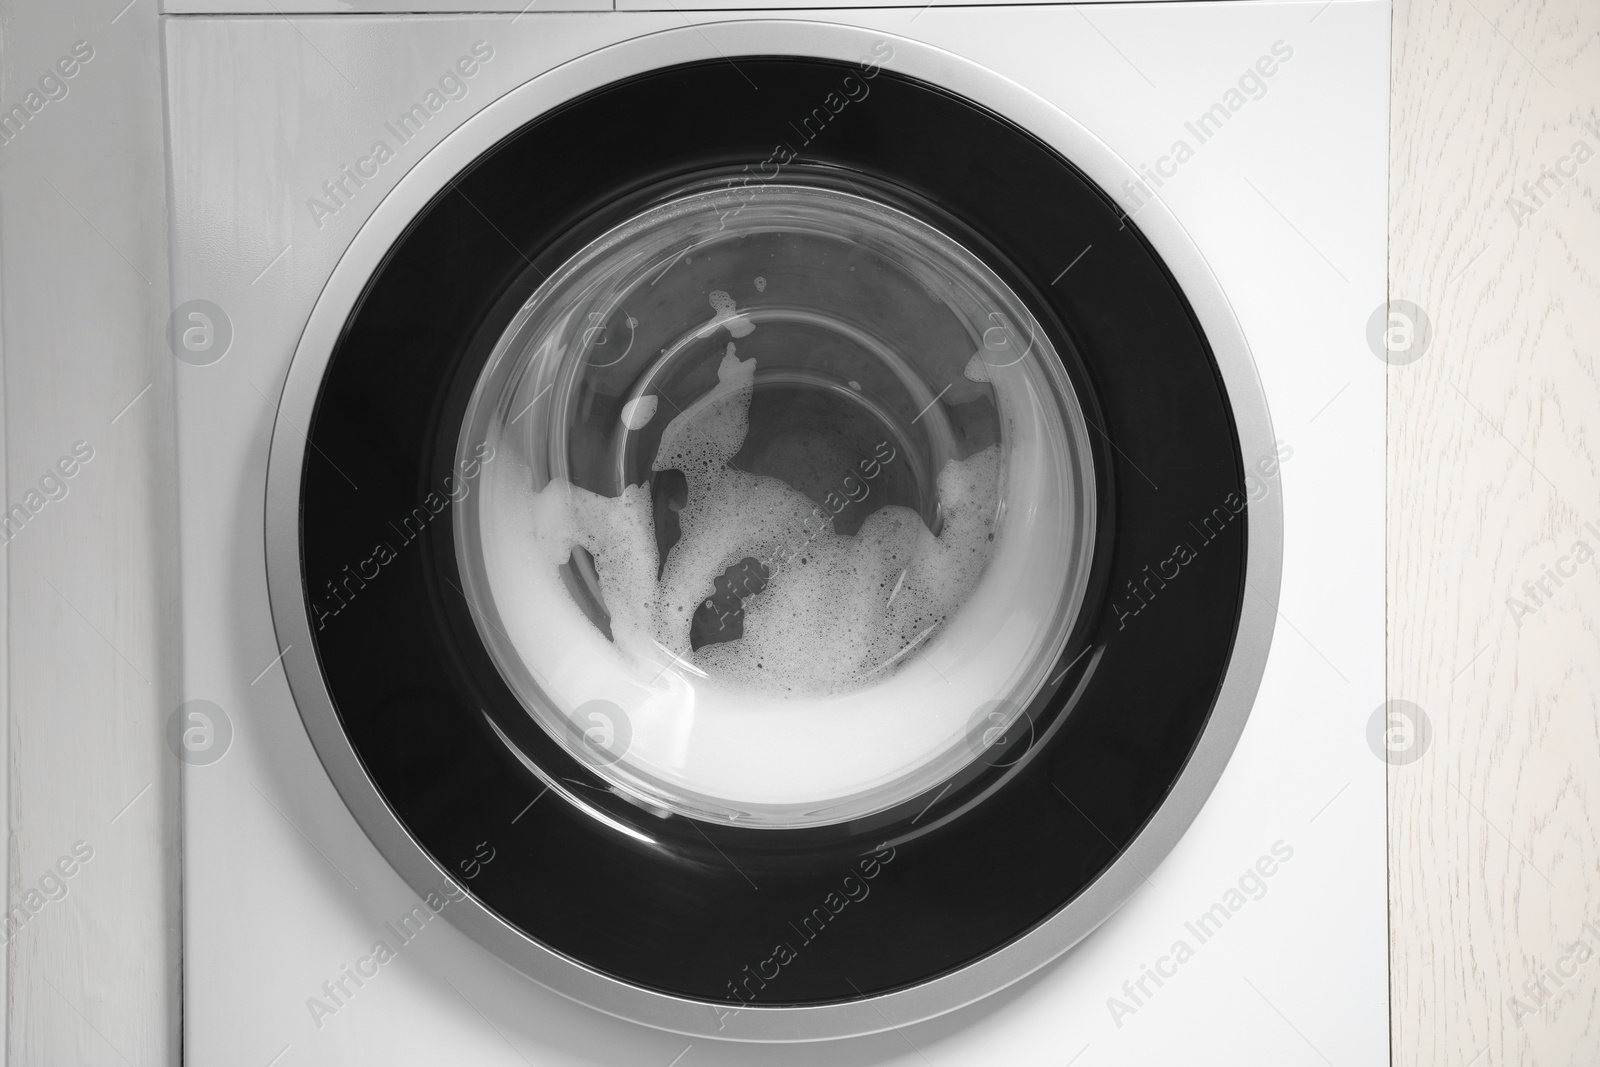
[{"left": 288, "top": 58, "right": 1259, "bottom": 1033}]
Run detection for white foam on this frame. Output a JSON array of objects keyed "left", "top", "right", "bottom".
[
  {"left": 653, "top": 345, "right": 752, "bottom": 476},
  {"left": 463, "top": 187, "right": 1097, "bottom": 821},
  {"left": 504, "top": 348, "right": 1000, "bottom": 698},
  {"left": 707, "top": 290, "right": 754, "bottom": 338},
  {"left": 619, "top": 395, "right": 658, "bottom": 430},
  {"left": 689, "top": 448, "right": 1000, "bottom": 695},
  {"left": 476, "top": 343, "right": 1084, "bottom": 815}
]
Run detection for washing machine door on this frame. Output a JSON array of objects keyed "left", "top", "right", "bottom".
[{"left": 266, "top": 25, "right": 1280, "bottom": 1042}]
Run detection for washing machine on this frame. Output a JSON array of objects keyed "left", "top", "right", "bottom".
[{"left": 166, "top": 1, "right": 1389, "bottom": 1063}]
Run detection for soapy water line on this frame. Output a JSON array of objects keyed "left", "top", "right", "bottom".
[
  {"left": 758, "top": 439, "right": 958, "bottom": 683},
  {"left": 529, "top": 369, "right": 776, "bottom": 694},
  {"left": 649, "top": 387, "right": 756, "bottom": 477},
  {"left": 760, "top": 441, "right": 896, "bottom": 581},
  {"left": 636, "top": 437, "right": 903, "bottom": 672},
  {"left": 626, "top": 365, "right": 756, "bottom": 435},
  {"left": 642, "top": 436, "right": 953, "bottom": 683}
]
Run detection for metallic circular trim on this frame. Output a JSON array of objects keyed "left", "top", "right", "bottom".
[{"left": 265, "top": 21, "right": 1282, "bottom": 1044}]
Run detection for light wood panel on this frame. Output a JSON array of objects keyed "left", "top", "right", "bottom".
[{"left": 1390, "top": 0, "right": 1600, "bottom": 1064}]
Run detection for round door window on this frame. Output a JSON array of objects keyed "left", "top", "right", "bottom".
[
  {"left": 272, "top": 51, "right": 1272, "bottom": 1037},
  {"left": 455, "top": 181, "right": 1095, "bottom": 828}
]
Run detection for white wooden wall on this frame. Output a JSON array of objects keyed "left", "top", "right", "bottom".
[
  {"left": 0, "top": 0, "right": 181, "bottom": 1063},
  {"left": 1389, "top": 0, "right": 1600, "bottom": 1064}
]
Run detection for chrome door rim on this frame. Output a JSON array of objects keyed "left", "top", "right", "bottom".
[{"left": 264, "top": 20, "right": 1282, "bottom": 1042}]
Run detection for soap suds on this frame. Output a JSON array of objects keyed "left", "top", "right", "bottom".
[
  {"left": 620, "top": 395, "right": 658, "bottom": 430},
  {"left": 708, "top": 290, "right": 755, "bottom": 338},
  {"left": 494, "top": 349, "right": 1001, "bottom": 698}
]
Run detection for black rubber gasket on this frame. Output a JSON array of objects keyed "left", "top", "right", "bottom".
[{"left": 299, "top": 58, "right": 1247, "bottom": 1007}]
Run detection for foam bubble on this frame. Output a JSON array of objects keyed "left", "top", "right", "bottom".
[
  {"left": 653, "top": 345, "right": 752, "bottom": 474},
  {"left": 620, "top": 395, "right": 658, "bottom": 430},
  {"left": 498, "top": 351, "right": 1001, "bottom": 699},
  {"left": 708, "top": 290, "right": 755, "bottom": 338}
]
